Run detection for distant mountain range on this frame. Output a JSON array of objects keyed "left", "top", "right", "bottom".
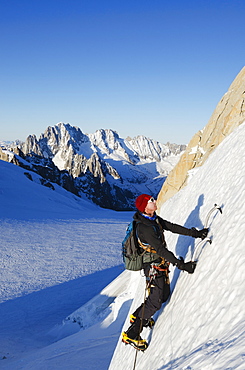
[{"left": 0, "top": 123, "right": 185, "bottom": 210}]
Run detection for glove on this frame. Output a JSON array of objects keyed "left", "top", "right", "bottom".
[
  {"left": 191, "top": 227, "right": 209, "bottom": 240},
  {"left": 176, "top": 258, "right": 196, "bottom": 274}
]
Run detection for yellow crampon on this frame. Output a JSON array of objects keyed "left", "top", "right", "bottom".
[
  {"left": 129, "top": 314, "right": 136, "bottom": 323},
  {"left": 121, "top": 332, "right": 148, "bottom": 351}
]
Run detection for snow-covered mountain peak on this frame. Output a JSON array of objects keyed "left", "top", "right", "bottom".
[
  {"left": 40, "top": 122, "right": 89, "bottom": 155},
  {"left": 89, "top": 128, "right": 120, "bottom": 143},
  {"left": 88, "top": 128, "right": 123, "bottom": 157},
  {"left": 2, "top": 123, "right": 185, "bottom": 210}
]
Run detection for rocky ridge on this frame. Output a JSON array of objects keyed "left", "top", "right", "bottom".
[
  {"left": 1, "top": 125, "right": 185, "bottom": 210},
  {"left": 157, "top": 66, "right": 245, "bottom": 207}
]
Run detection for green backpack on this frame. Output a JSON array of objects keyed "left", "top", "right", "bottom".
[{"left": 122, "top": 221, "right": 146, "bottom": 271}]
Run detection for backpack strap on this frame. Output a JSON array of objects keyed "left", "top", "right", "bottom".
[
  {"left": 138, "top": 238, "right": 157, "bottom": 254},
  {"left": 134, "top": 221, "right": 153, "bottom": 253},
  {"left": 132, "top": 221, "right": 147, "bottom": 257}
]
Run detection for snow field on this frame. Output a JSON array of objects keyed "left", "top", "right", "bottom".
[
  {"left": 0, "top": 122, "right": 245, "bottom": 369},
  {"left": 0, "top": 158, "right": 132, "bottom": 368},
  {"left": 0, "top": 218, "right": 129, "bottom": 303}
]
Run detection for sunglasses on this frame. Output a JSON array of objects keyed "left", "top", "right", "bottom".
[{"left": 148, "top": 197, "right": 155, "bottom": 203}]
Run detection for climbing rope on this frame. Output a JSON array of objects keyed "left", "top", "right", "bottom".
[{"left": 132, "top": 275, "right": 154, "bottom": 370}]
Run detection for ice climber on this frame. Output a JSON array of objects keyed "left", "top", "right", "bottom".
[{"left": 122, "top": 194, "right": 208, "bottom": 351}]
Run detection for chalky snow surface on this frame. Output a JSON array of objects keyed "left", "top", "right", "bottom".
[{"left": 1, "top": 122, "right": 245, "bottom": 370}]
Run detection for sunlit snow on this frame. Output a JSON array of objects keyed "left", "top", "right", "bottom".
[{"left": 1, "top": 122, "right": 245, "bottom": 370}]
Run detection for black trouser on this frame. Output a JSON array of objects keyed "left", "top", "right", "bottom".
[{"left": 126, "top": 264, "right": 170, "bottom": 339}]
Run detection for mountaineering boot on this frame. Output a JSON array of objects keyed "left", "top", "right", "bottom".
[
  {"left": 130, "top": 314, "right": 155, "bottom": 329},
  {"left": 122, "top": 332, "right": 148, "bottom": 351},
  {"left": 122, "top": 319, "right": 148, "bottom": 350}
]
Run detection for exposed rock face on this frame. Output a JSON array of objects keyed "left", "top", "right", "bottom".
[
  {"left": 157, "top": 67, "right": 245, "bottom": 207},
  {"left": 0, "top": 147, "right": 9, "bottom": 162}
]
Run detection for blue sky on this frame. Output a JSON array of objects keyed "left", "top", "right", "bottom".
[{"left": 1, "top": 0, "right": 245, "bottom": 144}]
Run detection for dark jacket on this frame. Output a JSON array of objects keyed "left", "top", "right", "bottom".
[{"left": 133, "top": 211, "right": 195, "bottom": 266}]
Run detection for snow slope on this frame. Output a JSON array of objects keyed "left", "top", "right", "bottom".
[
  {"left": 0, "top": 160, "right": 132, "bottom": 368},
  {"left": 109, "top": 122, "right": 245, "bottom": 369},
  {"left": 1, "top": 122, "right": 245, "bottom": 369}
]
